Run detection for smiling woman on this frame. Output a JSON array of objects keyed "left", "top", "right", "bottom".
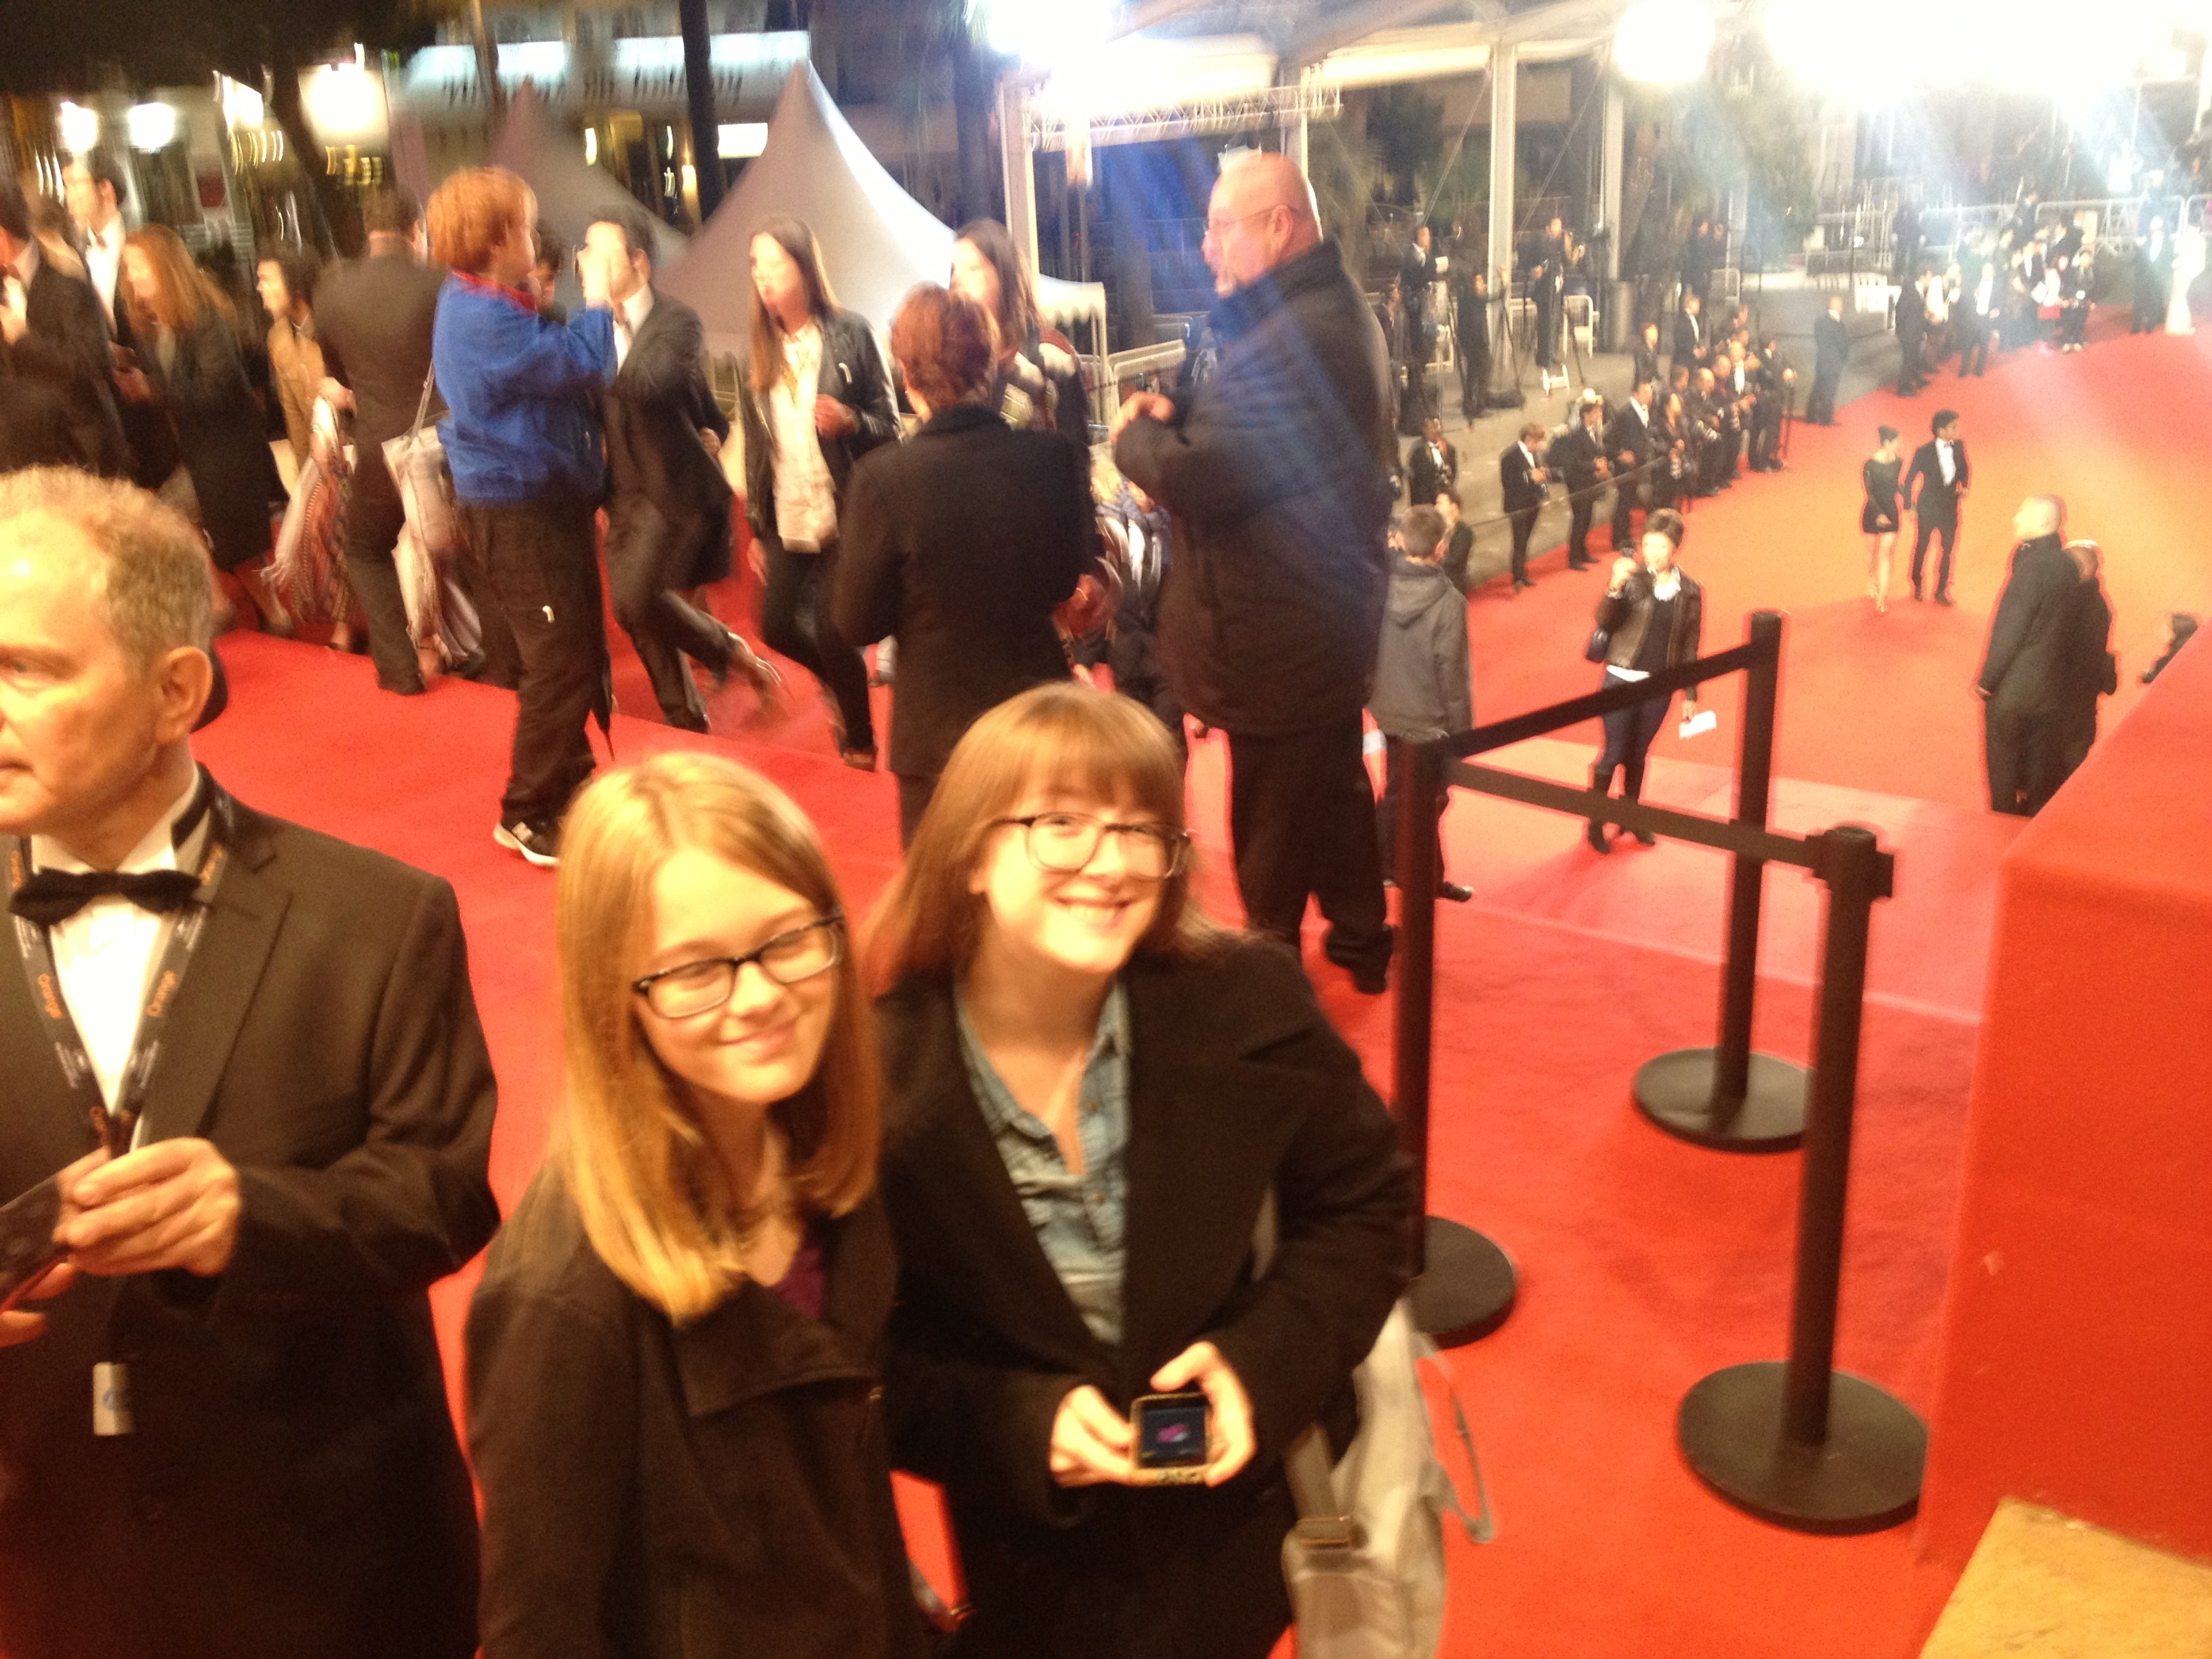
[
  {"left": 464, "top": 750, "right": 930, "bottom": 1659},
  {"left": 865, "top": 682, "right": 1413, "bottom": 1659}
]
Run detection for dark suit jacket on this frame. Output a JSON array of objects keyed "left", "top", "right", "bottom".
[
  {"left": 1978, "top": 534, "right": 2080, "bottom": 716},
  {"left": 602, "top": 288, "right": 734, "bottom": 588},
  {"left": 1904, "top": 438, "right": 1969, "bottom": 525},
  {"left": 1405, "top": 436, "right": 1458, "bottom": 508},
  {"left": 737, "top": 307, "right": 898, "bottom": 547},
  {"left": 0, "top": 783, "right": 498, "bottom": 1659},
  {"left": 11, "top": 256, "right": 129, "bottom": 474},
  {"left": 316, "top": 250, "right": 446, "bottom": 508},
  {"left": 1631, "top": 339, "right": 1661, "bottom": 390},
  {"left": 832, "top": 404, "right": 1088, "bottom": 778},
  {"left": 0, "top": 365, "right": 77, "bottom": 472},
  {"left": 1607, "top": 401, "right": 1658, "bottom": 473},
  {"left": 1671, "top": 309, "right": 1705, "bottom": 369},
  {"left": 1553, "top": 422, "right": 1607, "bottom": 494},
  {"left": 876, "top": 943, "right": 1412, "bottom": 1659},
  {"left": 1814, "top": 311, "right": 1849, "bottom": 375},
  {"left": 1499, "top": 440, "right": 1547, "bottom": 515},
  {"left": 1895, "top": 282, "right": 1927, "bottom": 343},
  {"left": 468, "top": 1171, "right": 929, "bottom": 1659},
  {"left": 1441, "top": 519, "right": 1475, "bottom": 596},
  {"left": 145, "top": 315, "right": 284, "bottom": 569}
]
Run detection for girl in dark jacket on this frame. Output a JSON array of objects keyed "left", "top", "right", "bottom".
[
  {"left": 737, "top": 216, "right": 897, "bottom": 769},
  {"left": 118, "top": 225, "right": 290, "bottom": 634},
  {"left": 868, "top": 682, "right": 1412, "bottom": 1659},
  {"left": 949, "top": 218, "right": 1091, "bottom": 448},
  {"left": 467, "top": 752, "right": 928, "bottom": 1659},
  {"left": 1589, "top": 506, "right": 1703, "bottom": 853}
]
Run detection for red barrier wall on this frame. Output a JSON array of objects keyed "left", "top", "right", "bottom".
[{"left": 1919, "top": 632, "right": 2212, "bottom": 1567}]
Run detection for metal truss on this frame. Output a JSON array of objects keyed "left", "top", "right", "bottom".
[{"left": 1026, "top": 81, "right": 1341, "bottom": 151}]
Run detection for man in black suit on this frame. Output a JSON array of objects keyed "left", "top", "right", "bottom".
[
  {"left": 1978, "top": 495, "right": 2082, "bottom": 815},
  {"left": 1528, "top": 216, "right": 1568, "bottom": 390},
  {"left": 1631, "top": 319, "right": 1662, "bottom": 394},
  {"left": 1606, "top": 380, "right": 1658, "bottom": 550},
  {"left": 315, "top": 186, "right": 448, "bottom": 695},
  {"left": 0, "top": 187, "right": 129, "bottom": 476},
  {"left": 1399, "top": 223, "right": 1435, "bottom": 417},
  {"left": 587, "top": 205, "right": 778, "bottom": 731},
  {"left": 1807, "top": 293, "right": 1848, "bottom": 424},
  {"left": 1905, "top": 409, "right": 1969, "bottom": 603},
  {"left": 1405, "top": 413, "right": 1457, "bottom": 510},
  {"left": 1672, "top": 290, "right": 1707, "bottom": 380},
  {"left": 0, "top": 369, "right": 77, "bottom": 473},
  {"left": 1895, "top": 272, "right": 1929, "bottom": 394},
  {"left": 0, "top": 468, "right": 497, "bottom": 1659},
  {"left": 1499, "top": 421, "right": 1550, "bottom": 592},
  {"left": 62, "top": 156, "right": 174, "bottom": 492},
  {"left": 1452, "top": 261, "right": 1490, "bottom": 419},
  {"left": 1553, "top": 396, "right": 1610, "bottom": 569}
]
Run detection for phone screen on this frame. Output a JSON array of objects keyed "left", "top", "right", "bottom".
[
  {"left": 0, "top": 1177, "right": 66, "bottom": 1313},
  {"left": 1134, "top": 1393, "right": 1210, "bottom": 1469}
]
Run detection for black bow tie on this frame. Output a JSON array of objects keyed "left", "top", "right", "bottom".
[{"left": 9, "top": 868, "right": 202, "bottom": 928}]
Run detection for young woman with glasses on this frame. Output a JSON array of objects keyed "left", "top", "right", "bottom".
[
  {"left": 466, "top": 751, "right": 927, "bottom": 1659},
  {"left": 865, "top": 682, "right": 1411, "bottom": 1659}
]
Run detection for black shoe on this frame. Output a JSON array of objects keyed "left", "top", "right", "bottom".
[
  {"left": 1351, "top": 960, "right": 1390, "bottom": 996},
  {"left": 494, "top": 817, "right": 561, "bottom": 868},
  {"left": 1586, "top": 819, "right": 1610, "bottom": 854},
  {"left": 1934, "top": 590, "right": 1955, "bottom": 607},
  {"left": 1438, "top": 881, "right": 1473, "bottom": 903},
  {"left": 451, "top": 648, "right": 489, "bottom": 682},
  {"left": 1631, "top": 829, "right": 1657, "bottom": 847},
  {"left": 1912, "top": 586, "right": 1924, "bottom": 602}
]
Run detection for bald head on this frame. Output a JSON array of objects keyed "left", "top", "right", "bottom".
[
  {"left": 1204, "top": 152, "right": 1322, "bottom": 297},
  {"left": 2013, "top": 494, "right": 2065, "bottom": 542}
]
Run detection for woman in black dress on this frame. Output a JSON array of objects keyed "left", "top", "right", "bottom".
[{"left": 1860, "top": 424, "right": 1902, "bottom": 613}]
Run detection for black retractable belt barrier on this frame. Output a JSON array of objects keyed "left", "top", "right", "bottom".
[{"left": 1633, "top": 611, "right": 1811, "bottom": 1152}]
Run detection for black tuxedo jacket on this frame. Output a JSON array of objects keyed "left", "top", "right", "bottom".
[
  {"left": 1553, "top": 422, "right": 1607, "bottom": 493},
  {"left": 1905, "top": 438, "right": 1969, "bottom": 524},
  {"left": 1499, "top": 441, "right": 1547, "bottom": 514},
  {"left": 1895, "top": 282, "right": 1927, "bottom": 341},
  {"left": 1979, "top": 534, "right": 2081, "bottom": 716},
  {"left": 1406, "top": 435, "right": 1458, "bottom": 507},
  {"left": 876, "top": 944, "right": 1410, "bottom": 1659},
  {"left": 1814, "top": 311, "right": 1849, "bottom": 373},
  {"left": 602, "top": 289, "right": 734, "bottom": 586},
  {"left": 1672, "top": 309, "right": 1705, "bottom": 367},
  {"left": 0, "top": 785, "right": 499, "bottom": 1659},
  {"left": 316, "top": 249, "right": 446, "bottom": 505},
  {"left": 1631, "top": 339, "right": 1661, "bottom": 389},
  {"left": 12, "top": 257, "right": 129, "bottom": 475},
  {"left": 1606, "top": 401, "right": 1658, "bottom": 471}
]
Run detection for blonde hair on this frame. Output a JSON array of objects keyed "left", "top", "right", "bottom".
[
  {"left": 0, "top": 468, "right": 213, "bottom": 668},
  {"left": 554, "top": 752, "right": 878, "bottom": 1322},
  {"left": 426, "top": 166, "right": 535, "bottom": 276},
  {"left": 867, "top": 682, "right": 1229, "bottom": 989}
]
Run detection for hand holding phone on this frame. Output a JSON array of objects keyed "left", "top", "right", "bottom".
[
  {"left": 1130, "top": 1391, "right": 1212, "bottom": 1486},
  {"left": 1147, "top": 1339, "right": 1254, "bottom": 1488},
  {"left": 0, "top": 1176, "right": 68, "bottom": 1318}
]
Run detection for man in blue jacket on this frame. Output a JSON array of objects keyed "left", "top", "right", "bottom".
[{"left": 428, "top": 167, "right": 619, "bottom": 867}]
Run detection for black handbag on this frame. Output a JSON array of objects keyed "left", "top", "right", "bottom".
[{"left": 1584, "top": 625, "right": 1612, "bottom": 665}]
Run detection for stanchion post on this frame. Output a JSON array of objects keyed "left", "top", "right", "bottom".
[{"left": 1715, "top": 611, "right": 1784, "bottom": 1103}]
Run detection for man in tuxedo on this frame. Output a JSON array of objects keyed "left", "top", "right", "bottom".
[
  {"left": 1978, "top": 495, "right": 2082, "bottom": 815},
  {"left": 1606, "top": 379, "right": 1658, "bottom": 550},
  {"left": 1405, "top": 413, "right": 1457, "bottom": 511},
  {"left": 1437, "top": 487, "right": 1475, "bottom": 596},
  {"left": 1399, "top": 223, "right": 1436, "bottom": 408},
  {"left": 1894, "top": 271, "right": 1929, "bottom": 395},
  {"left": 315, "top": 186, "right": 447, "bottom": 695},
  {"left": 587, "top": 205, "right": 778, "bottom": 731},
  {"left": 1631, "top": 319, "right": 1662, "bottom": 394},
  {"left": 1807, "top": 293, "right": 1847, "bottom": 424},
  {"left": 1452, "top": 261, "right": 1491, "bottom": 419},
  {"left": 1672, "top": 290, "right": 1707, "bottom": 380},
  {"left": 1553, "top": 395, "right": 1611, "bottom": 569},
  {"left": 1905, "top": 409, "right": 1969, "bottom": 604},
  {"left": 1528, "top": 216, "right": 1568, "bottom": 390},
  {"left": 62, "top": 157, "right": 172, "bottom": 492},
  {"left": 0, "top": 468, "right": 497, "bottom": 1659},
  {"left": 1498, "top": 422, "right": 1550, "bottom": 592},
  {"left": 0, "top": 188, "right": 129, "bottom": 477}
]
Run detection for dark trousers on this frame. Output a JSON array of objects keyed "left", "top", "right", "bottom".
[
  {"left": 1912, "top": 514, "right": 1958, "bottom": 597},
  {"left": 457, "top": 498, "right": 606, "bottom": 827},
  {"left": 1960, "top": 325, "right": 1992, "bottom": 375},
  {"left": 1225, "top": 716, "right": 1391, "bottom": 975},
  {"left": 1508, "top": 508, "right": 1538, "bottom": 584},
  {"left": 1458, "top": 337, "right": 1490, "bottom": 417},
  {"left": 1610, "top": 472, "right": 1641, "bottom": 550},
  {"left": 1806, "top": 367, "right": 1841, "bottom": 424},
  {"left": 1897, "top": 332, "right": 1925, "bottom": 394},
  {"left": 1107, "top": 642, "right": 1188, "bottom": 770},
  {"left": 607, "top": 497, "right": 731, "bottom": 731},
  {"left": 1376, "top": 740, "right": 1448, "bottom": 886},
  {"left": 1566, "top": 489, "right": 1599, "bottom": 567},
  {"left": 2060, "top": 302, "right": 2089, "bottom": 348},
  {"left": 759, "top": 535, "right": 874, "bottom": 752},
  {"left": 1593, "top": 669, "right": 1672, "bottom": 802},
  {"left": 897, "top": 773, "right": 937, "bottom": 848},
  {"left": 344, "top": 472, "right": 427, "bottom": 694},
  {"left": 1985, "top": 703, "right": 2066, "bottom": 815}
]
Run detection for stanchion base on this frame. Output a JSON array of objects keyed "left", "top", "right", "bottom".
[
  {"left": 1410, "top": 1216, "right": 1517, "bottom": 1349},
  {"left": 1677, "top": 1361, "right": 1927, "bottom": 1534},
  {"left": 1634, "top": 1048, "right": 1809, "bottom": 1151}
]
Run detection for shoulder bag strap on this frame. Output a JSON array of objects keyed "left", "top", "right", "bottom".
[
  {"left": 407, "top": 366, "right": 437, "bottom": 443},
  {"left": 1253, "top": 1191, "right": 1361, "bottom": 1545}
]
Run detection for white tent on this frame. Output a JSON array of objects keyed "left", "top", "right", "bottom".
[
  {"left": 661, "top": 63, "right": 1107, "bottom": 363},
  {"left": 486, "top": 83, "right": 690, "bottom": 270}
]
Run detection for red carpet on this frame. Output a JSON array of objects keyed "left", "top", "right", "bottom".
[{"left": 182, "top": 313, "right": 2207, "bottom": 1658}]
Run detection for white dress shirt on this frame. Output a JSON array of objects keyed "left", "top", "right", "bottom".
[
  {"left": 83, "top": 216, "right": 125, "bottom": 323},
  {"left": 612, "top": 283, "right": 655, "bottom": 373},
  {"left": 1937, "top": 440, "right": 1956, "bottom": 485},
  {"left": 26, "top": 773, "right": 206, "bottom": 1113},
  {"left": 767, "top": 321, "right": 838, "bottom": 551}
]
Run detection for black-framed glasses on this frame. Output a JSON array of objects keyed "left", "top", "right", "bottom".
[
  {"left": 630, "top": 912, "right": 844, "bottom": 1019},
  {"left": 993, "top": 814, "right": 1189, "bottom": 882}
]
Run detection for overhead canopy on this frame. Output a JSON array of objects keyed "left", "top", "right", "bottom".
[
  {"left": 487, "top": 83, "right": 690, "bottom": 269},
  {"left": 661, "top": 63, "right": 1107, "bottom": 361}
]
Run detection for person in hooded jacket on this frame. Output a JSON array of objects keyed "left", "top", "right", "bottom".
[{"left": 1368, "top": 506, "right": 1473, "bottom": 903}]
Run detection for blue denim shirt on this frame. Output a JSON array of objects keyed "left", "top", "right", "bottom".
[{"left": 956, "top": 981, "right": 1131, "bottom": 1351}]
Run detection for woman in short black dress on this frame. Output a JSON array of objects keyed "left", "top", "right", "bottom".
[{"left": 1860, "top": 424, "right": 1902, "bottom": 614}]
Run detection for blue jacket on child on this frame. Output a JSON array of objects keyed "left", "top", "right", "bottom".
[{"left": 432, "top": 272, "right": 615, "bottom": 505}]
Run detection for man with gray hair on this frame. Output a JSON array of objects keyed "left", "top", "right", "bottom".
[
  {"left": 1977, "top": 493, "right": 2081, "bottom": 815},
  {"left": 0, "top": 468, "right": 496, "bottom": 1658},
  {"left": 1112, "top": 150, "right": 1397, "bottom": 993}
]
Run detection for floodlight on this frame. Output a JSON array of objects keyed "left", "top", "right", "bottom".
[
  {"left": 1615, "top": 0, "right": 1715, "bottom": 85},
  {"left": 127, "top": 102, "right": 177, "bottom": 152},
  {"left": 57, "top": 101, "right": 100, "bottom": 155},
  {"left": 978, "top": 0, "right": 1114, "bottom": 66}
]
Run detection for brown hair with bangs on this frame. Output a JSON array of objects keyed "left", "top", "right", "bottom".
[
  {"left": 426, "top": 165, "right": 535, "bottom": 276},
  {"left": 555, "top": 751, "right": 878, "bottom": 1322},
  {"left": 954, "top": 218, "right": 1038, "bottom": 355},
  {"left": 866, "top": 682, "right": 1229, "bottom": 989},
  {"left": 747, "top": 213, "right": 838, "bottom": 398},
  {"left": 121, "top": 224, "right": 231, "bottom": 339}
]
